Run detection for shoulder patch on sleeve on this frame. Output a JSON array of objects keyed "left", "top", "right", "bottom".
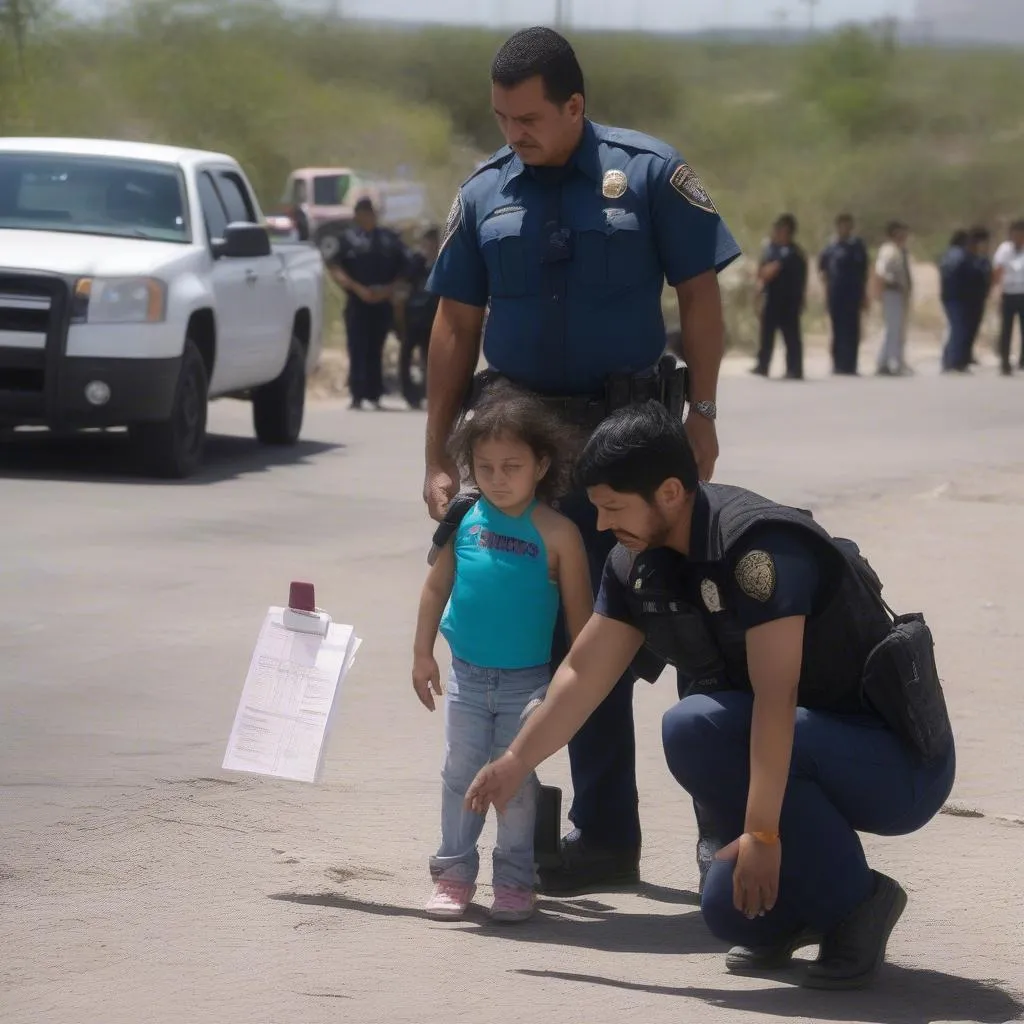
[
  {"left": 439, "top": 191, "right": 463, "bottom": 254},
  {"left": 669, "top": 162, "right": 717, "bottom": 215},
  {"left": 734, "top": 549, "right": 776, "bottom": 602}
]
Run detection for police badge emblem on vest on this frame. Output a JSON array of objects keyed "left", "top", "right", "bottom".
[{"left": 602, "top": 169, "right": 628, "bottom": 200}]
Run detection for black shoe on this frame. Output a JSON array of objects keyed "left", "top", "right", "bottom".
[
  {"left": 801, "top": 870, "right": 908, "bottom": 990},
  {"left": 726, "top": 927, "right": 822, "bottom": 973},
  {"left": 696, "top": 835, "right": 723, "bottom": 895},
  {"left": 536, "top": 829, "right": 640, "bottom": 896},
  {"left": 349, "top": 398, "right": 364, "bottom": 410}
]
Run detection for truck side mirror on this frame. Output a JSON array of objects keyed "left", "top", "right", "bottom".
[{"left": 213, "top": 222, "right": 272, "bottom": 259}]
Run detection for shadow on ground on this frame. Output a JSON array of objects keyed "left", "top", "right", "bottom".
[
  {"left": 0, "top": 429, "right": 343, "bottom": 485},
  {"left": 514, "top": 967, "right": 1024, "bottom": 1024},
  {"left": 268, "top": 889, "right": 725, "bottom": 956}
]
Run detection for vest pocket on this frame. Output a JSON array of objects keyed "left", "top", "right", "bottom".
[
  {"left": 575, "top": 210, "right": 646, "bottom": 289},
  {"left": 480, "top": 209, "right": 528, "bottom": 297}
]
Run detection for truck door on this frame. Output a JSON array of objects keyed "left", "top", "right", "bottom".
[
  {"left": 212, "top": 169, "right": 291, "bottom": 385},
  {"left": 196, "top": 170, "right": 252, "bottom": 393}
]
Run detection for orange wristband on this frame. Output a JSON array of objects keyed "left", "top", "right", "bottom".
[{"left": 748, "top": 830, "right": 780, "bottom": 845}]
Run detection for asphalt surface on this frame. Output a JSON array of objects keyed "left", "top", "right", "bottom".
[{"left": 2, "top": 346, "right": 1023, "bottom": 1024}]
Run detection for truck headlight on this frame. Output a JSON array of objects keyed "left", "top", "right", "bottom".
[{"left": 71, "top": 278, "right": 167, "bottom": 324}]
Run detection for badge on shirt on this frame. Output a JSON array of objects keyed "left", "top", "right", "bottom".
[
  {"left": 602, "top": 169, "right": 628, "bottom": 200},
  {"left": 734, "top": 550, "right": 776, "bottom": 602},
  {"left": 439, "top": 192, "right": 463, "bottom": 254},
  {"left": 669, "top": 163, "right": 717, "bottom": 215},
  {"left": 700, "top": 578, "right": 724, "bottom": 613}
]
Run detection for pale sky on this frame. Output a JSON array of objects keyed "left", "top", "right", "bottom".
[{"left": 336, "top": 0, "right": 917, "bottom": 32}]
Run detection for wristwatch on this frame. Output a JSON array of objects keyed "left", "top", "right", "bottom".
[{"left": 691, "top": 400, "right": 717, "bottom": 422}]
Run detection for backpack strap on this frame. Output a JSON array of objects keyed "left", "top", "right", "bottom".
[{"left": 427, "top": 491, "right": 481, "bottom": 565}]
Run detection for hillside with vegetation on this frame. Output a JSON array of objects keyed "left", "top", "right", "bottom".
[{"left": 2, "top": 1, "right": 1022, "bottom": 344}]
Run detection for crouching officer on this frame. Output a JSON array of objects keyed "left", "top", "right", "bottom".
[
  {"left": 422, "top": 25, "right": 741, "bottom": 897},
  {"left": 465, "top": 401, "right": 956, "bottom": 990}
]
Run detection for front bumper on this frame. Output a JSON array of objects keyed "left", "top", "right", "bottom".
[{"left": 0, "top": 269, "right": 182, "bottom": 428}]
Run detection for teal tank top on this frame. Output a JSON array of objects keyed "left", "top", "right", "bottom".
[{"left": 439, "top": 497, "right": 560, "bottom": 670}]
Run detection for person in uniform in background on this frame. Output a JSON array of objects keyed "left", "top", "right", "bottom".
[
  {"left": 963, "top": 225, "right": 993, "bottom": 368},
  {"left": 327, "top": 197, "right": 410, "bottom": 410},
  {"left": 422, "top": 26, "right": 741, "bottom": 897},
  {"left": 400, "top": 225, "right": 441, "bottom": 409},
  {"left": 753, "top": 214, "right": 807, "bottom": 380},
  {"left": 818, "top": 213, "right": 869, "bottom": 376},
  {"left": 993, "top": 219, "right": 1024, "bottom": 376},
  {"left": 872, "top": 221, "right": 913, "bottom": 376},
  {"left": 465, "top": 401, "right": 955, "bottom": 991},
  {"left": 939, "top": 229, "right": 972, "bottom": 373}
]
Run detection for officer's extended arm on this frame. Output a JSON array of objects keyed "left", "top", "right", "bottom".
[
  {"left": 503, "top": 615, "right": 643, "bottom": 778},
  {"left": 743, "top": 616, "right": 804, "bottom": 838},
  {"left": 676, "top": 270, "right": 726, "bottom": 407}
]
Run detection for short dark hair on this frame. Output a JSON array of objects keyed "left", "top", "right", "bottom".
[
  {"left": 950, "top": 229, "right": 968, "bottom": 247},
  {"left": 775, "top": 213, "right": 798, "bottom": 234},
  {"left": 490, "top": 26, "right": 585, "bottom": 105},
  {"left": 887, "top": 220, "right": 907, "bottom": 237},
  {"left": 835, "top": 212, "right": 854, "bottom": 225},
  {"left": 576, "top": 401, "right": 698, "bottom": 501},
  {"left": 448, "top": 379, "right": 574, "bottom": 503},
  {"left": 354, "top": 197, "right": 374, "bottom": 214},
  {"left": 1011, "top": 219, "right": 1024, "bottom": 234},
  {"left": 968, "top": 225, "right": 990, "bottom": 243}
]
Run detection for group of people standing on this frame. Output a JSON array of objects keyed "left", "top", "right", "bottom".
[
  {"left": 940, "top": 220, "right": 1024, "bottom": 376},
  {"left": 754, "top": 213, "right": 1024, "bottom": 379}
]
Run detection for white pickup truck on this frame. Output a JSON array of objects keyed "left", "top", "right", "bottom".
[{"left": 0, "top": 137, "right": 324, "bottom": 477}]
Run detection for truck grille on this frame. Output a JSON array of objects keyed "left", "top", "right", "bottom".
[{"left": 0, "top": 273, "right": 66, "bottom": 398}]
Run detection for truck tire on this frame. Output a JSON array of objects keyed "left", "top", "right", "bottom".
[
  {"left": 129, "top": 339, "right": 209, "bottom": 479},
  {"left": 252, "top": 335, "right": 306, "bottom": 446}
]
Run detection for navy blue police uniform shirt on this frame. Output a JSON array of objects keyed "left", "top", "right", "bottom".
[
  {"left": 818, "top": 236, "right": 868, "bottom": 304},
  {"left": 939, "top": 245, "right": 969, "bottom": 305},
  {"left": 596, "top": 508, "right": 823, "bottom": 640},
  {"left": 760, "top": 241, "right": 808, "bottom": 315},
  {"left": 333, "top": 225, "right": 411, "bottom": 311},
  {"left": 425, "top": 120, "right": 742, "bottom": 394}
]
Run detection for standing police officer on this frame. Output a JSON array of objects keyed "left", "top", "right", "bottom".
[
  {"left": 818, "top": 213, "right": 869, "bottom": 376},
  {"left": 400, "top": 225, "right": 441, "bottom": 409},
  {"left": 753, "top": 214, "right": 807, "bottom": 380},
  {"left": 466, "top": 401, "right": 955, "bottom": 990},
  {"left": 328, "top": 198, "right": 410, "bottom": 410},
  {"left": 422, "top": 26, "right": 741, "bottom": 896}
]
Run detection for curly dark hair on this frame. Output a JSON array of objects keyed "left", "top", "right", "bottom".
[{"left": 448, "top": 379, "right": 575, "bottom": 503}]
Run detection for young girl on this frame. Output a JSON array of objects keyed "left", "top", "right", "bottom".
[{"left": 411, "top": 381, "right": 593, "bottom": 923}]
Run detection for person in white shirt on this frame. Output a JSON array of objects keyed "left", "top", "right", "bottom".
[
  {"left": 993, "top": 220, "right": 1024, "bottom": 376},
  {"left": 872, "top": 221, "right": 913, "bottom": 376}
]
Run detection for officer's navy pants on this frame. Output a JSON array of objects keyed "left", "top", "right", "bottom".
[
  {"left": 344, "top": 301, "right": 392, "bottom": 403},
  {"left": 827, "top": 297, "right": 862, "bottom": 374},
  {"left": 550, "top": 486, "right": 642, "bottom": 850},
  {"left": 757, "top": 308, "right": 804, "bottom": 379},
  {"left": 941, "top": 299, "right": 972, "bottom": 371},
  {"left": 663, "top": 691, "right": 955, "bottom": 945}
]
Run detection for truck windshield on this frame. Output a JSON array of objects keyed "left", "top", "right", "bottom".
[
  {"left": 0, "top": 153, "right": 190, "bottom": 242},
  {"left": 312, "top": 173, "right": 351, "bottom": 206}
]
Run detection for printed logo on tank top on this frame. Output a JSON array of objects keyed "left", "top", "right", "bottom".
[{"left": 468, "top": 523, "right": 540, "bottom": 559}]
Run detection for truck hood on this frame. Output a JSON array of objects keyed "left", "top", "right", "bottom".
[{"left": 0, "top": 229, "right": 194, "bottom": 278}]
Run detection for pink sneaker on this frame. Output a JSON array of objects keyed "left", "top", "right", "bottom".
[
  {"left": 425, "top": 879, "right": 475, "bottom": 920},
  {"left": 490, "top": 885, "right": 536, "bottom": 922}
]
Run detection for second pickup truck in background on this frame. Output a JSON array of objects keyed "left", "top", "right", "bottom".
[{"left": 0, "top": 137, "right": 325, "bottom": 478}]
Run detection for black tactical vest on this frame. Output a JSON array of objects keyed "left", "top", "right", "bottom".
[{"left": 614, "top": 483, "right": 895, "bottom": 714}]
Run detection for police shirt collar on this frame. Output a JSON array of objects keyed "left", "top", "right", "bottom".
[{"left": 499, "top": 119, "right": 602, "bottom": 194}]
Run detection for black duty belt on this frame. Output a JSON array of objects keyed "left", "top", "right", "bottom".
[{"left": 466, "top": 355, "right": 687, "bottom": 432}]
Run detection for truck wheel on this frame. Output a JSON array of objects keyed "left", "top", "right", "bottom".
[
  {"left": 252, "top": 336, "right": 306, "bottom": 446},
  {"left": 129, "top": 339, "right": 208, "bottom": 479}
]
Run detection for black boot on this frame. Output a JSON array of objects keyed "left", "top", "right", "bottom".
[
  {"left": 537, "top": 829, "right": 641, "bottom": 896},
  {"left": 802, "top": 870, "right": 907, "bottom": 990},
  {"left": 726, "top": 927, "right": 821, "bottom": 973}
]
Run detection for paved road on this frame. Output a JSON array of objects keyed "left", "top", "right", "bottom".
[{"left": 3, "top": 351, "right": 1023, "bottom": 1024}]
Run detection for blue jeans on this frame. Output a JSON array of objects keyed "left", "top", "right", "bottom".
[
  {"left": 663, "top": 691, "right": 956, "bottom": 946},
  {"left": 429, "top": 657, "right": 549, "bottom": 890},
  {"left": 942, "top": 299, "right": 971, "bottom": 371}
]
